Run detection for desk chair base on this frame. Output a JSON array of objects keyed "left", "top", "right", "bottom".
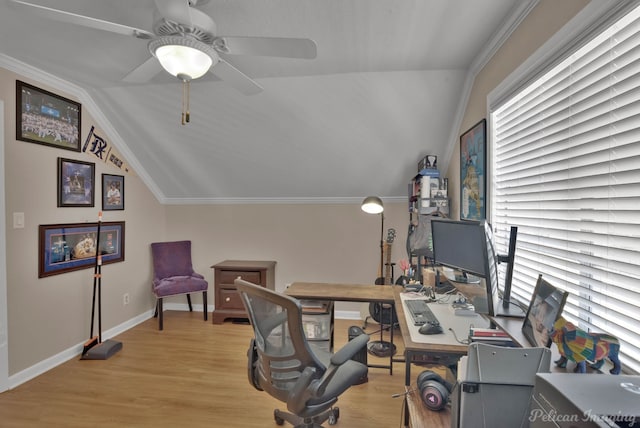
[{"left": 274, "top": 406, "right": 340, "bottom": 428}]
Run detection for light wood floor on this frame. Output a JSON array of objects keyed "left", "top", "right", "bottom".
[{"left": 0, "top": 311, "right": 451, "bottom": 427}]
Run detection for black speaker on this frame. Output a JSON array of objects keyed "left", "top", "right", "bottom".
[
  {"left": 348, "top": 325, "right": 368, "bottom": 384},
  {"left": 416, "top": 370, "right": 453, "bottom": 411}
]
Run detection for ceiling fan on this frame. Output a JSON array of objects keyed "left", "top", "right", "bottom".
[{"left": 10, "top": 0, "right": 317, "bottom": 97}]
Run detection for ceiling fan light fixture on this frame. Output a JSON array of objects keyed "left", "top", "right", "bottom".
[{"left": 149, "top": 36, "right": 219, "bottom": 81}]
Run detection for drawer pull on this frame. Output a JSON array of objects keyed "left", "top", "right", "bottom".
[{"left": 225, "top": 297, "right": 231, "bottom": 302}]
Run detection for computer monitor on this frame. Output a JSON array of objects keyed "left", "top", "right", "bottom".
[
  {"left": 521, "top": 274, "right": 569, "bottom": 347},
  {"left": 495, "top": 226, "right": 526, "bottom": 318},
  {"left": 430, "top": 219, "right": 485, "bottom": 277},
  {"left": 431, "top": 219, "right": 495, "bottom": 315}
]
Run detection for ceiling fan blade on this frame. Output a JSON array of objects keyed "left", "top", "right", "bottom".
[
  {"left": 122, "top": 56, "right": 163, "bottom": 83},
  {"left": 210, "top": 60, "right": 263, "bottom": 96},
  {"left": 9, "top": 0, "right": 153, "bottom": 39},
  {"left": 216, "top": 36, "right": 317, "bottom": 59},
  {"left": 153, "top": 0, "right": 193, "bottom": 26}
]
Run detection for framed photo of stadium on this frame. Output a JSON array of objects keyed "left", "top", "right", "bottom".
[
  {"left": 16, "top": 80, "right": 81, "bottom": 152},
  {"left": 38, "top": 221, "right": 125, "bottom": 278}
]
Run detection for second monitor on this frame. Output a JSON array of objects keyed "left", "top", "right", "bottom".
[{"left": 430, "top": 219, "right": 525, "bottom": 318}]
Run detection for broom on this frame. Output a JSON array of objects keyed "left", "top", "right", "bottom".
[{"left": 81, "top": 212, "right": 122, "bottom": 360}]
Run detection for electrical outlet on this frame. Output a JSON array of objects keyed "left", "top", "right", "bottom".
[{"left": 123, "top": 293, "right": 130, "bottom": 305}]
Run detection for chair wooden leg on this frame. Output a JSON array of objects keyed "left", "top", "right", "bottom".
[
  {"left": 187, "top": 294, "right": 193, "bottom": 312},
  {"left": 158, "top": 298, "right": 163, "bottom": 331},
  {"left": 203, "top": 291, "right": 208, "bottom": 321}
]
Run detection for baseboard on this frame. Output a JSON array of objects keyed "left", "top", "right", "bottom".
[
  {"left": 162, "top": 303, "right": 360, "bottom": 321},
  {"left": 335, "top": 310, "right": 362, "bottom": 320},
  {"left": 8, "top": 311, "right": 151, "bottom": 390},
  {"left": 8, "top": 307, "right": 362, "bottom": 390}
]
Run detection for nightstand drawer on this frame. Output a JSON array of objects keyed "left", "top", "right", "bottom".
[
  {"left": 219, "top": 270, "right": 262, "bottom": 285},
  {"left": 219, "top": 287, "right": 244, "bottom": 310},
  {"left": 211, "top": 260, "right": 276, "bottom": 324}
]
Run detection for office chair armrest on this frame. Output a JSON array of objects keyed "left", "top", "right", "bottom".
[
  {"left": 288, "top": 366, "right": 317, "bottom": 414},
  {"left": 330, "top": 333, "right": 369, "bottom": 365},
  {"left": 308, "top": 333, "right": 370, "bottom": 398}
]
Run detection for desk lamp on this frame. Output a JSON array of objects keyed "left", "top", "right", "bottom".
[{"left": 361, "top": 196, "right": 396, "bottom": 357}]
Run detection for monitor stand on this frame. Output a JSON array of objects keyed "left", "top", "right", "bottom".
[{"left": 495, "top": 303, "right": 526, "bottom": 319}]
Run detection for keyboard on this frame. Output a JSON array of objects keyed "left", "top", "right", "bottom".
[{"left": 404, "top": 299, "right": 440, "bottom": 326}]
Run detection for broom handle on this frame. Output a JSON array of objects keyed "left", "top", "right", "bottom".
[{"left": 89, "top": 212, "right": 103, "bottom": 341}]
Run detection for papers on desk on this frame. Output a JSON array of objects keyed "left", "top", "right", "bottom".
[
  {"left": 400, "top": 293, "right": 489, "bottom": 344},
  {"left": 469, "top": 328, "right": 516, "bottom": 347}
]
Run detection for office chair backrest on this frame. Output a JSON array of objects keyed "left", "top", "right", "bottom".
[{"left": 235, "top": 279, "right": 326, "bottom": 403}]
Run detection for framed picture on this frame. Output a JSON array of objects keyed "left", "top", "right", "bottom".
[
  {"left": 460, "top": 119, "right": 487, "bottom": 221},
  {"left": 39, "top": 221, "right": 125, "bottom": 278},
  {"left": 16, "top": 80, "right": 81, "bottom": 152},
  {"left": 102, "top": 174, "right": 124, "bottom": 211},
  {"left": 58, "top": 157, "right": 95, "bottom": 207}
]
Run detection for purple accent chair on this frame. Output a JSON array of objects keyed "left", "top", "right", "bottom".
[{"left": 151, "top": 240, "right": 208, "bottom": 330}]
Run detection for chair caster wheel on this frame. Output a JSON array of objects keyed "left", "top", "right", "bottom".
[
  {"left": 274, "top": 410, "right": 284, "bottom": 425},
  {"left": 328, "top": 407, "right": 340, "bottom": 425}
]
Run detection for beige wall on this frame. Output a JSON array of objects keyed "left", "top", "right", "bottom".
[
  {"left": 1, "top": 0, "right": 589, "bottom": 382},
  {"left": 445, "top": 0, "right": 589, "bottom": 219},
  {"left": 2, "top": 64, "right": 409, "bottom": 377},
  {"left": 164, "top": 203, "right": 409, "bottom": 291},
  {"left": 1, "top": 68, "right": 166, "bottom": 374}
]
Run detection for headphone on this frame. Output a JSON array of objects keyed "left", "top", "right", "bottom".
[{"left": 416, "top": 370, "right": 454, "bottom": 411}]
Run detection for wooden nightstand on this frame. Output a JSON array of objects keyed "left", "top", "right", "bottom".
[{"left": 211, "top": 260, "right": 276, "bottom": 324}]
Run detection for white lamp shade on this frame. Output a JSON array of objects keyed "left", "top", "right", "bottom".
[
  {"left": 361, "top": 196, "right": 384, "bottom": 214},
  {"left": 149, "top": 36, "right": 219, "bottom": 81},
  {"left": 155, "top": 45, "right": 212, "bottom": 79}
]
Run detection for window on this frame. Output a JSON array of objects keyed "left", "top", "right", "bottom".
[{"left": 491, "top": 4, "right": 640, "bottom": 374}]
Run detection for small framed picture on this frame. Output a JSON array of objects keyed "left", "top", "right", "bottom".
[
  {"left": 16, "top": 80, "right": 81, "bottom": 152},
  {"left": 57, "top": 157, "right": 95, "bottom": 207},
  {"left": 102, "top": 174, "right": 124, "bottom": 211}
]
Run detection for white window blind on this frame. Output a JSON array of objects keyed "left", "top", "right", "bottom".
[{"left": 491, "top": 5, "right": 640, "bottom": 374}]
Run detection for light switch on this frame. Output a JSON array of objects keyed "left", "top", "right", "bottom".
[{"left": 13, "top": 212, "right": 25, "bottom": 229}]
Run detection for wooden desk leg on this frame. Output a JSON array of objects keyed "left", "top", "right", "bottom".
[{"left": 404, "top": 350, "right": 413, "bottom": 428}]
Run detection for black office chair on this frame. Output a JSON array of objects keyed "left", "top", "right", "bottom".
[{"left": 235, "top": 278, "right": 369, "bottom": 428}]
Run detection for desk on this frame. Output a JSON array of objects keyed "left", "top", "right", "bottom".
[
  {"left": 490, "top": 315, "right": 530, "bottom": 347},
  {"left": 394, "top": 288, "right": 491, "bottom": 428},
  {"left": 285, "top": 282, "right": 396, "bottom": 374},
  {"left": 394, "top": 288, "right": 490, "bottom": 385},
  {"left": 491, "top": 315, "right": 566, "bottom": 366}
]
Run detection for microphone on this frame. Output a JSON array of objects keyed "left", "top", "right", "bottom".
[{"left": 391, "top": 387, "right": 416, "bottom": 398}]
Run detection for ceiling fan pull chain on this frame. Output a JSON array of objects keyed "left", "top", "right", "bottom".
[
  {"left": 181, "top": 80, "right": 186, "bottom": 125},
  {"left": 180, "top": 79, "right": 191, "bottom": 125},
  {"left": 186, "top": 80, "right": 191, "bottom": 124}
]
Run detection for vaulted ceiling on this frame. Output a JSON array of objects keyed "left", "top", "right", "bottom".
[{"left": 0, "top": 0, "right": 534, "bottom": 203}]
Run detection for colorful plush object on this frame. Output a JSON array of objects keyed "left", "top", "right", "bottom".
[{"left": 551, "top": 317, "right": 621, "bottom": 375}]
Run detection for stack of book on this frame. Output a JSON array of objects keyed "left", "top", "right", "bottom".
[{"left": 469, "top": 328, "right": 516, "bottom": 347}]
